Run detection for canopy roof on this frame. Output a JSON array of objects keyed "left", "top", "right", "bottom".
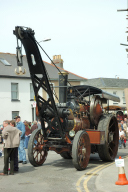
[{"left": 68, "top": 85, "right": 120, "bottom": 102}]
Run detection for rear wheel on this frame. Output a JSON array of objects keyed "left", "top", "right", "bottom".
[
  {"left": 97, "top": 114, "right": 119, "bottom": 161},
  {"left": 72, "top": 130, "right": 91, "bottom": 171},
  {"left": 28, "top": 129, "right": 48, "bottom": 167}
]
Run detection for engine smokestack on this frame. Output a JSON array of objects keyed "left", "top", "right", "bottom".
[{"left": 58, "top": 71, "right": 69, "bottom": 103}]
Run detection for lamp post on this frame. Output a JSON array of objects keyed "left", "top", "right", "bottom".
[
  {"left": 38, "top": 38, "right": 51, "bottom": 43},
  {"left": 115, "top": 75, "right": 119, "bottom": 78}
]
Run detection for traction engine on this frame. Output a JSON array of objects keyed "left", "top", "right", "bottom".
[{"left": 13, "top": 26, "right": 120, "bottom": 170}]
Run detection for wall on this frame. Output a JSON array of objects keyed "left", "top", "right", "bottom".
[
  {"left": 0, "top": 77, "right": 42, "bottom": 124},
  {"left": 101, "top": 87, "right": 126, "bottom": 107}
]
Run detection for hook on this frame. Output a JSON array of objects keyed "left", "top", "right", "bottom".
[{"left": 15, "top": 66, "right": 26, "bottom": 75}]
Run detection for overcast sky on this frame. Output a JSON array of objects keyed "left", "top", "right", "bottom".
[{"left": 0, "top": 0, "right": 128, "bottom": 79}]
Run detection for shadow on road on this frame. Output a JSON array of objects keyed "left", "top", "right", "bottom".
[
  {"left": 25, "top": 148, "right": 128, "bottom": 172},
  {"left": 44, "top": 153, "right": 105, "bottom": 170},
  {"left": 44, "top": 158, "right": 74, "bottom": 169},
  {"left": 18, "top": 165, "right": 36, "bottom": 173}
]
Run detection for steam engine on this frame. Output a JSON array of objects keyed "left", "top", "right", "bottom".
[{"left": 14, "top": 26, "right": 120, "bottom": 171}]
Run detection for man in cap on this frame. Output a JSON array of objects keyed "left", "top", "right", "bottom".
[{"left": 15, "top": 116, "right": 27, "bottom": 164}]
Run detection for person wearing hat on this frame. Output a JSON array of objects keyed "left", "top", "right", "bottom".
[{"left": 15, "top": 116, "right": 27, "bottom": 164}]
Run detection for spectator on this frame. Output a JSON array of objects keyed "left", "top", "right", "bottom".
[
  {"left": 31, "top": 121, "right": 38, "bottom": 133},
  {"left": 124, "top": 117, "right": 128, "bottom": 137},
  {"left": 124, "top": 117, "right": 128, "bottom": 127},
  {"left": 15, "top": 116, "right": 27, "bottom": 164},
  {"left": 119, "top": 126, "right": 126, "bottom": 148},
  {"left": 126, "top": 125, "right": 128, "bottom": 138},
  {"left": 0, "top": 125, "right": 3, "bottom": 144},
  {"left": 0, "top": 125, "right": 4, "bottom": 156},
  {"left": 120, "top": 120, "right": 124, "bottom": 130},
  {"left": 123, "top": 123, "right": 127, "bottom": 137},
  {"left": 28, "top": 122, "right": 32, "bottom": 129},
  {"left": 0, "top": 120, "right": 21, "bottom": 175},
  {"left": 10, "top": 120, "right": 19, "bottom": 172},
  {"left": 24, "top": 122, "right": 31, "bottom": 149}
]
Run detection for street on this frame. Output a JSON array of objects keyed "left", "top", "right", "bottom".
[{"left": 0, "top": 145, "right": 128, "bottom": 192}]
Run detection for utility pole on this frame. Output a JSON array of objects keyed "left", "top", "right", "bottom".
[
  {"left": 117, "top": 1, "right": 128, "bottom": 58},
  {"left": 117, "top": 1, "right": 128, "bottom": 115}
]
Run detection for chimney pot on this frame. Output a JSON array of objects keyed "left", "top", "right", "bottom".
[{"left": 52, "top": 55, "right": 64, "bottom": 68}]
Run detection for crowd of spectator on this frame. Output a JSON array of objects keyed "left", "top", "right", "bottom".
[
  {"left": 118, "top": 117, "right": 128, "bottom": 149},
  {"left": 0, "top": 117, "right": 41, "bottom": 175},
  {"left": 0, "top": 119, "right": 41, "bottom": 146}
]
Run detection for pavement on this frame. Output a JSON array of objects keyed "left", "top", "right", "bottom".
[{"left": 95, "top": 147, "right": 128, "bottom": 192}]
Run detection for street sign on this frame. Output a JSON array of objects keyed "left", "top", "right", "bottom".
[{"left": 115, "top": 158, "right": 124, "bottom": 167}]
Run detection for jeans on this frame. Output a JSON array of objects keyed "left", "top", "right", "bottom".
[
  {"left": 14, "top": 147, "right": 18, "bottom": 171},
  {"left": 24, "top": 135, "right": 30, "bottom": 149},
  {"left": 119, "top": 139, "right": 125, "bottom": 148},
  {"left": 18, "top": 139, "right": 26, "bottom": 162}
]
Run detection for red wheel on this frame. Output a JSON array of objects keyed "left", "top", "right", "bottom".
[
  {"left": 97, "top": 114, "right": 119, "bottom": 161},
  {"left": 28, "top": 129, "right": 48, "bottom": 166},
  {"left": 72, "top": 130, "right": 91, "bottom": 171}
]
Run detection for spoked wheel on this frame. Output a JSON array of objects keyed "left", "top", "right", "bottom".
[
  {"left": 60, "top": 152, "right": 72, "bottom": 159},
  {"left": 72, "top": 130, "right": 91, "bottom": 171},
  {"left": 28, "top": 129, "right": 48, "bottom": 167},
  {"left": 97, "top": 114, "right": 119, "bottom": 161}
]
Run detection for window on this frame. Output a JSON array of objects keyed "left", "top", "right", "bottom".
[
  {"left": 11, "top": 83, "right": 19, "bottom": 100},
  {"left": 30, "top": 83, "right": 34, "bottom": 100},
  {"left": 0, "top": 58, "right": 11, "bottom": 66},
  {"left": 12, "top": 111, "right": 19, "bottom": 120},
  {"left": 123, "top": 91, "right": 126, "bottom": 104}
]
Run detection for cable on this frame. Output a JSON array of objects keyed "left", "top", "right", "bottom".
[
  {"left": 35, "top": 39, "right": 72, "bottom": 87},
  {"left": 35, "top": 39, "right": 86, "bottom": 102}
]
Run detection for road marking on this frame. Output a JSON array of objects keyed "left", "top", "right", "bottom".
[
  {"left": 83, "top": 162, "right": 114, "bottom": 192},
  {"left": 76, "top": 155, "right": 128, "bottom": 192},
  {"left": 76, "top": 162, "right": 109, "bottom": 192}
]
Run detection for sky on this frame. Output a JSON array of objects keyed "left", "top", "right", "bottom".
[{"left": 0, "top": 0, "right": 128, "bottom": 79}]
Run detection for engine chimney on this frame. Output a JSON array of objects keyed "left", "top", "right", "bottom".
[{"left": 58, "top": 72, "right": 69, "bottom": 103}]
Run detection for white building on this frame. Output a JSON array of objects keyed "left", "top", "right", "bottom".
[
  {"left": 0, "top": 52, "right": 86, "bottom": 124},
  {"left": 82, "top": 78, "right": 128, "bottom": 113}
]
